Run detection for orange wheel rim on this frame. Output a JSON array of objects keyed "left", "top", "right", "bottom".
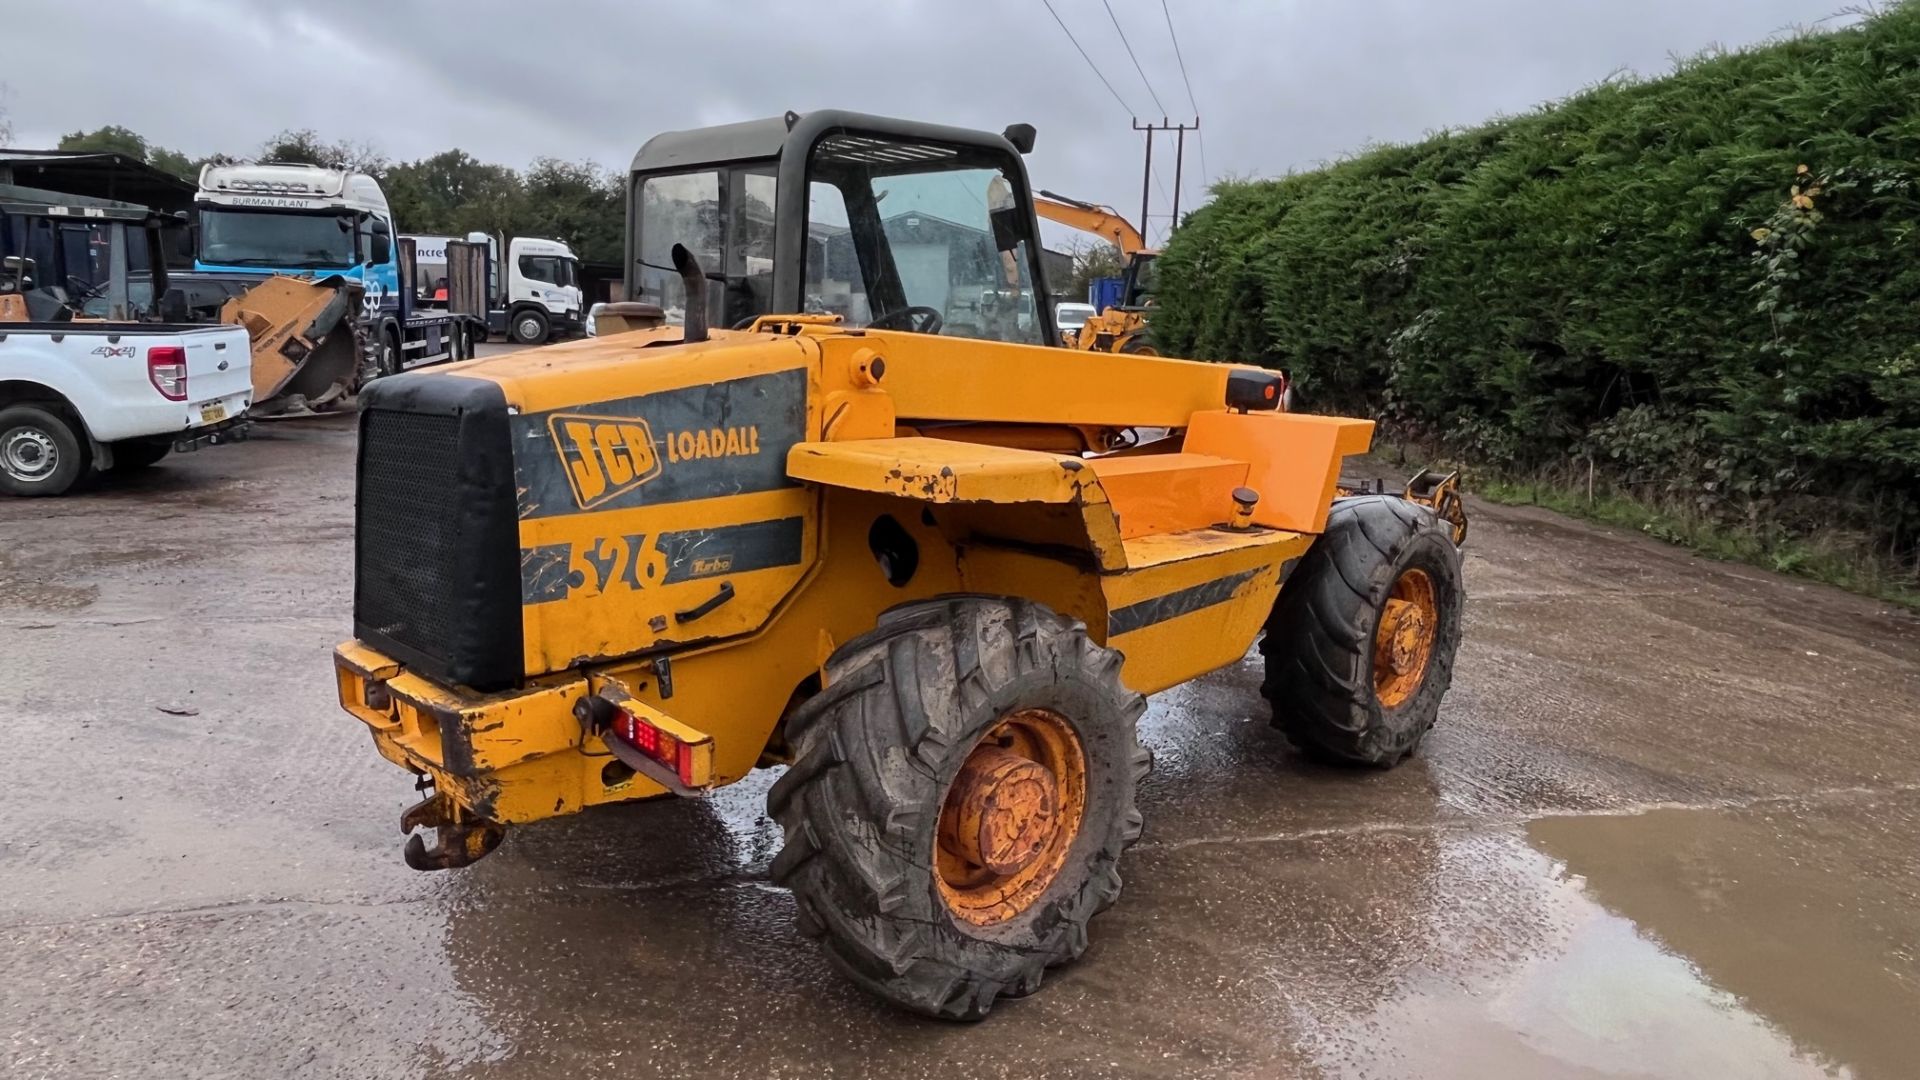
[
  {"left": 935, "top": 708, "right": 1087, "bottom": 927},
  {"left": 1373, "top": 568, "right": 1439, "bottom": 709}
]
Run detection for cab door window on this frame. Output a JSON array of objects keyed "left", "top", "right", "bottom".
[{"left": 805, "top": 134, "right": 1044, "bottom": 345}]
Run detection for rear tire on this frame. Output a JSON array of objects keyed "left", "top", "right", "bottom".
[
  {"left": 107, "top": 438, "right": 171, "bottom": 472},
  {"left": 510, "top": 308, "right": 549, "bottom": 345},
  {"left": 1261, "top": 496, "right": 1464, "bottom": 766},
  {"left": 0, "top": 404, "right": 89, "bottom": 497},
  {"left": 769, "top": 596, "right": 1150, "bottom": 1021}
]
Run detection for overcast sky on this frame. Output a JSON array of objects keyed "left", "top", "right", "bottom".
[{"left": 4, "top": 0, "right": 1844, "bottom": 244}]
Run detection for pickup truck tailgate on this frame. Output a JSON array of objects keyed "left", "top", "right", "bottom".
[{"left": 181, "top": 328, "right": 254, "bottom": 426}]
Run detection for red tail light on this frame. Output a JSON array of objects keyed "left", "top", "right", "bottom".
[
  {"left": 608, "top": 705, "right": 705, "bottom": 788},
  {"left": 147, "top": 346, "right": 188, "bottom": 401}
]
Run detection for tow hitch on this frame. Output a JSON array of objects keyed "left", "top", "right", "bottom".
[{"left": 400, "top": 782, "right": 504, "bottom": 871}]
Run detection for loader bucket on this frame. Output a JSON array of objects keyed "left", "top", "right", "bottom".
[{"left": 220, "top": 275, "right": 362, "bottom": 415}]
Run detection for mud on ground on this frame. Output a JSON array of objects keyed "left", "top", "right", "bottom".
[{"left": 2, "top": 414, "right": 1917, "bottom": 1079}]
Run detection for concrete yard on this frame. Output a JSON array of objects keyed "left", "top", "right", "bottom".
[{"left": 3, "top": 398, "right": 1918, "bottom": 1079}]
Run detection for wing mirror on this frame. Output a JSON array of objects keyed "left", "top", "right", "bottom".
[{"left": 369, "top": 219, "right": 392, "bottom": 265}]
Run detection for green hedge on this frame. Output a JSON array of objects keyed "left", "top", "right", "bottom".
[{"left": 1156, "top": 5, "right": 1920, "bottom": 571}]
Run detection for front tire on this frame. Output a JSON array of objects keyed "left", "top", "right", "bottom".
[
  {"left": 510, "top": 308, "right": 549, "bottom": 345},
  {"left": 1261, "top": 496, "right": 1464, "bottom": 766},
  {"left": 0, "top": 404, "right": 89, "bottom": 497},
  {"left": 769, "top": 596, "right": 1150, "bottom": 1021}
]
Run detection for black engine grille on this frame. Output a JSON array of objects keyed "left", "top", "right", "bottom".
[
  {"left": 353, "top": 373, "right": 522, "bottom": 691},
  {"left": 357, "top": 410, "right": 463, "bottom": 652}
]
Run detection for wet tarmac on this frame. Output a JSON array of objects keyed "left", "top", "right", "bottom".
[{"left": 3, "top": 411, "right": 1918, "bottom": 1079}]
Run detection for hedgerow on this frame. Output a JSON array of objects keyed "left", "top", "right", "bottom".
[{"left": 1157, "top": 3, "right": 1920, "bottom": 586}]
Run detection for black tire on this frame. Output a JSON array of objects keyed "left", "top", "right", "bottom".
[
  {"left": 107, "top": 438, "right": 171, "bottom": 472},
  {"left": 375, "top": 327, "right": 402, "bottom": 378},
  {"left": 1118, "top": 335, "right": 1158, "bottom": 356},
  {"left": 1261, "top": 496, "right": 1464, "bottom": 766},
  {"left": 0, "top": 403, "right": 89, "bottom": 497},
  {"left": 769, "top": 596, "right": 1150, "bottom": 1021},
  {"left": 509, "top": 308, "right": 549, "bottom": 345}
]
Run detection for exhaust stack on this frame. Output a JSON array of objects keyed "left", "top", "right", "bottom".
[{"left": 671, "top": 244, "right": 709, "bottom": 344}]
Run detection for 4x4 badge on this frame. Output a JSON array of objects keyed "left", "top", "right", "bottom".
[{"left": 549, "top": 413, "right": 662, "bottom": 509}]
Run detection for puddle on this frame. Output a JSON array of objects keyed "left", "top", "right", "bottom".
[
  {"left": 1525, "top": 803, "right": 1917, "bottom": 1079},
  {"left": 1291, "top": 796, "right": 1920, "bottom": 1079}
]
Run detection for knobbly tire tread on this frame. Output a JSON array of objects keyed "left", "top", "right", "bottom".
[
  {"left": 1261, "top": 495, "right": 1464, "bottom": 766},
  {"left": 768, "top": 595, "right": 1149, "bottom": 1021}
]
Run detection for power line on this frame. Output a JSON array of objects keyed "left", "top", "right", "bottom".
[
  {"left": 1159, "top": 0, "right": 1209, "bottom": 184},
  {"left": 1103, "top": 0, "right": 1168, "bottom": 117},
  {"left": 1040, "top": 0, "right": 1136, "bottom": 116},
  {"left": 1160, "top": 0, "right": 1200, "bottom": 114}
]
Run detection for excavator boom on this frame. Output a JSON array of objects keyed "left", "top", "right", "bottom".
[{"left": 1035, "top": 189, "right": 1148, "bottom": 255}]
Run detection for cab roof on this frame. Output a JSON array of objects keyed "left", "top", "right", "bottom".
[
  {"left": 0, "top": 181, "right": 162, "bottom": 223},
  {"left": 628, "top": 110, "right": 1028, "bottom": 175}
]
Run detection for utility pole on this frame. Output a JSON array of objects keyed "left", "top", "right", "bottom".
[{"left": 1132, "top": 117, "right": 1200, "bottom": 242}]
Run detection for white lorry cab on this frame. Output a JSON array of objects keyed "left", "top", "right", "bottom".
[
  {"left": 197, "top": 164, "right": 484, "bottom": 378},
  {"left": 406, "top": 232, "right": 582, "bottom": 344}
]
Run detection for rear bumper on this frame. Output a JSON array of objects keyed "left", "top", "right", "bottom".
[
  {"left": 173, "top": 415, "right": 252, "bottom": 452},
  {"left": 333, "top": 640, "right": 678, "bottom": 823}
]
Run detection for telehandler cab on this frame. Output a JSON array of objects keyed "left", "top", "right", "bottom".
[{"left": 334, "top": 110, "right": 1466, "bottom": 1020}]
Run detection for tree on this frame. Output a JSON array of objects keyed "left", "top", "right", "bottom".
[
  {"left": 521, "top": 157, "right": 623, "bottom": 263},
  {"left": 1064, "top": 240, "right": 1126, "bottom": 300},
  {"left": 385, "top": 149, "right": 523, "bottom": 237},
  {"left": 148, "top": 146, "right": 198, "bottom": 181},
  {"left": 58, "top": 124, "right": 149, "bottom": 159},
  {"left": 258, "top": 129, "right": 386, "bottom": 173}
]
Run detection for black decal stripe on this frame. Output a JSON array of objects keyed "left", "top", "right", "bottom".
[
  {"left": 661, "top": 517, "right": 805, "bottom": 583},
  {"left": 516, "top": 518, "right": 806, "bottom": 606},
  {"left": 520, "top": 543, "right": 575, "bottom": 605},
  {"left": 512, "top": 368, "right": 807, "bottom": 520},
  {"left": 1107, "top": 567, "right": 1264, "bottom": 637}
]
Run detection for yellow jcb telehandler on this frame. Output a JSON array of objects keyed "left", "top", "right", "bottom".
[{"left": 332, "top": 110, "right": 1466, "bottom": 1020}]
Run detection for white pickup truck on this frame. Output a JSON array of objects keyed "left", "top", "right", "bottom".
[
  {"left": 1, "top": 182, "right": 255, "bottom": 496},
  {"left": 0, "top": 322, "right": 255, "bottom": 496}
]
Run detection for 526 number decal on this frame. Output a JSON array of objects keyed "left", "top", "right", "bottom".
[{"left": 570, "top": 533, "right": 667, "bottom": 597}]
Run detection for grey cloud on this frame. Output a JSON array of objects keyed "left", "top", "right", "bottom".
[{"left": 5, "top": 0, "right": 1836, "bottom": 244}]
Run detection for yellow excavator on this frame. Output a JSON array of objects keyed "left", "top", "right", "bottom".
[{"left": 1034, "top": 189, "right": 1159, "bottom": 355}]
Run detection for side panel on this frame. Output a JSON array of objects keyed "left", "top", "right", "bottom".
[
  {"left": 509, "top": 365, "right": 816, "bottom": 672},
  {"left": 821, "top": 330, "right": 1231, "bottom": 429},
  {"left": 1099, "top": 532, "right": 1311, "bottom": 694}
]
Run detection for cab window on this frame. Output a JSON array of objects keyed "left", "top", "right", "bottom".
[
  {"left": 635, "top": 166, "right": 776, "bottom": 330},
  {"left": 805, "top": 134, "right": 1043, "bottom": 345},
  {"left": 519, "top": 254, "right": 572, "bottom": 286}
]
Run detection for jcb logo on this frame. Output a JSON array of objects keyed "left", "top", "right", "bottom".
[{"left": 550, "top": 413, "right": 662, "bottom": 509}]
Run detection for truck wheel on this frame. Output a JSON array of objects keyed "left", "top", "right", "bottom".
[
  {"left": 510, "top": 309, "right": 549, "bottom": 345},
  {"left": 0, "top": 404, "right": 89, "bottom": 497},
  {"left": 1261, "top": 495, "right": 1464, "bottom": 766},
  {"left": 376, "top": 328, "right": 402, "bottom": 378},
  {"left": 769, "top": 596, "right": 1150, "bottom": 1021},
  {"left": 107, "top": 438, "right": 171, "bottom": 472}
]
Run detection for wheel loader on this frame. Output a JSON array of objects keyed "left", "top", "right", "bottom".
[
  {"left": 332, "top": 110, "right": 1467, "bottom": 1020},
  {"left": 1034, "top": 189, "right": 1160, "bottom": 354}
]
